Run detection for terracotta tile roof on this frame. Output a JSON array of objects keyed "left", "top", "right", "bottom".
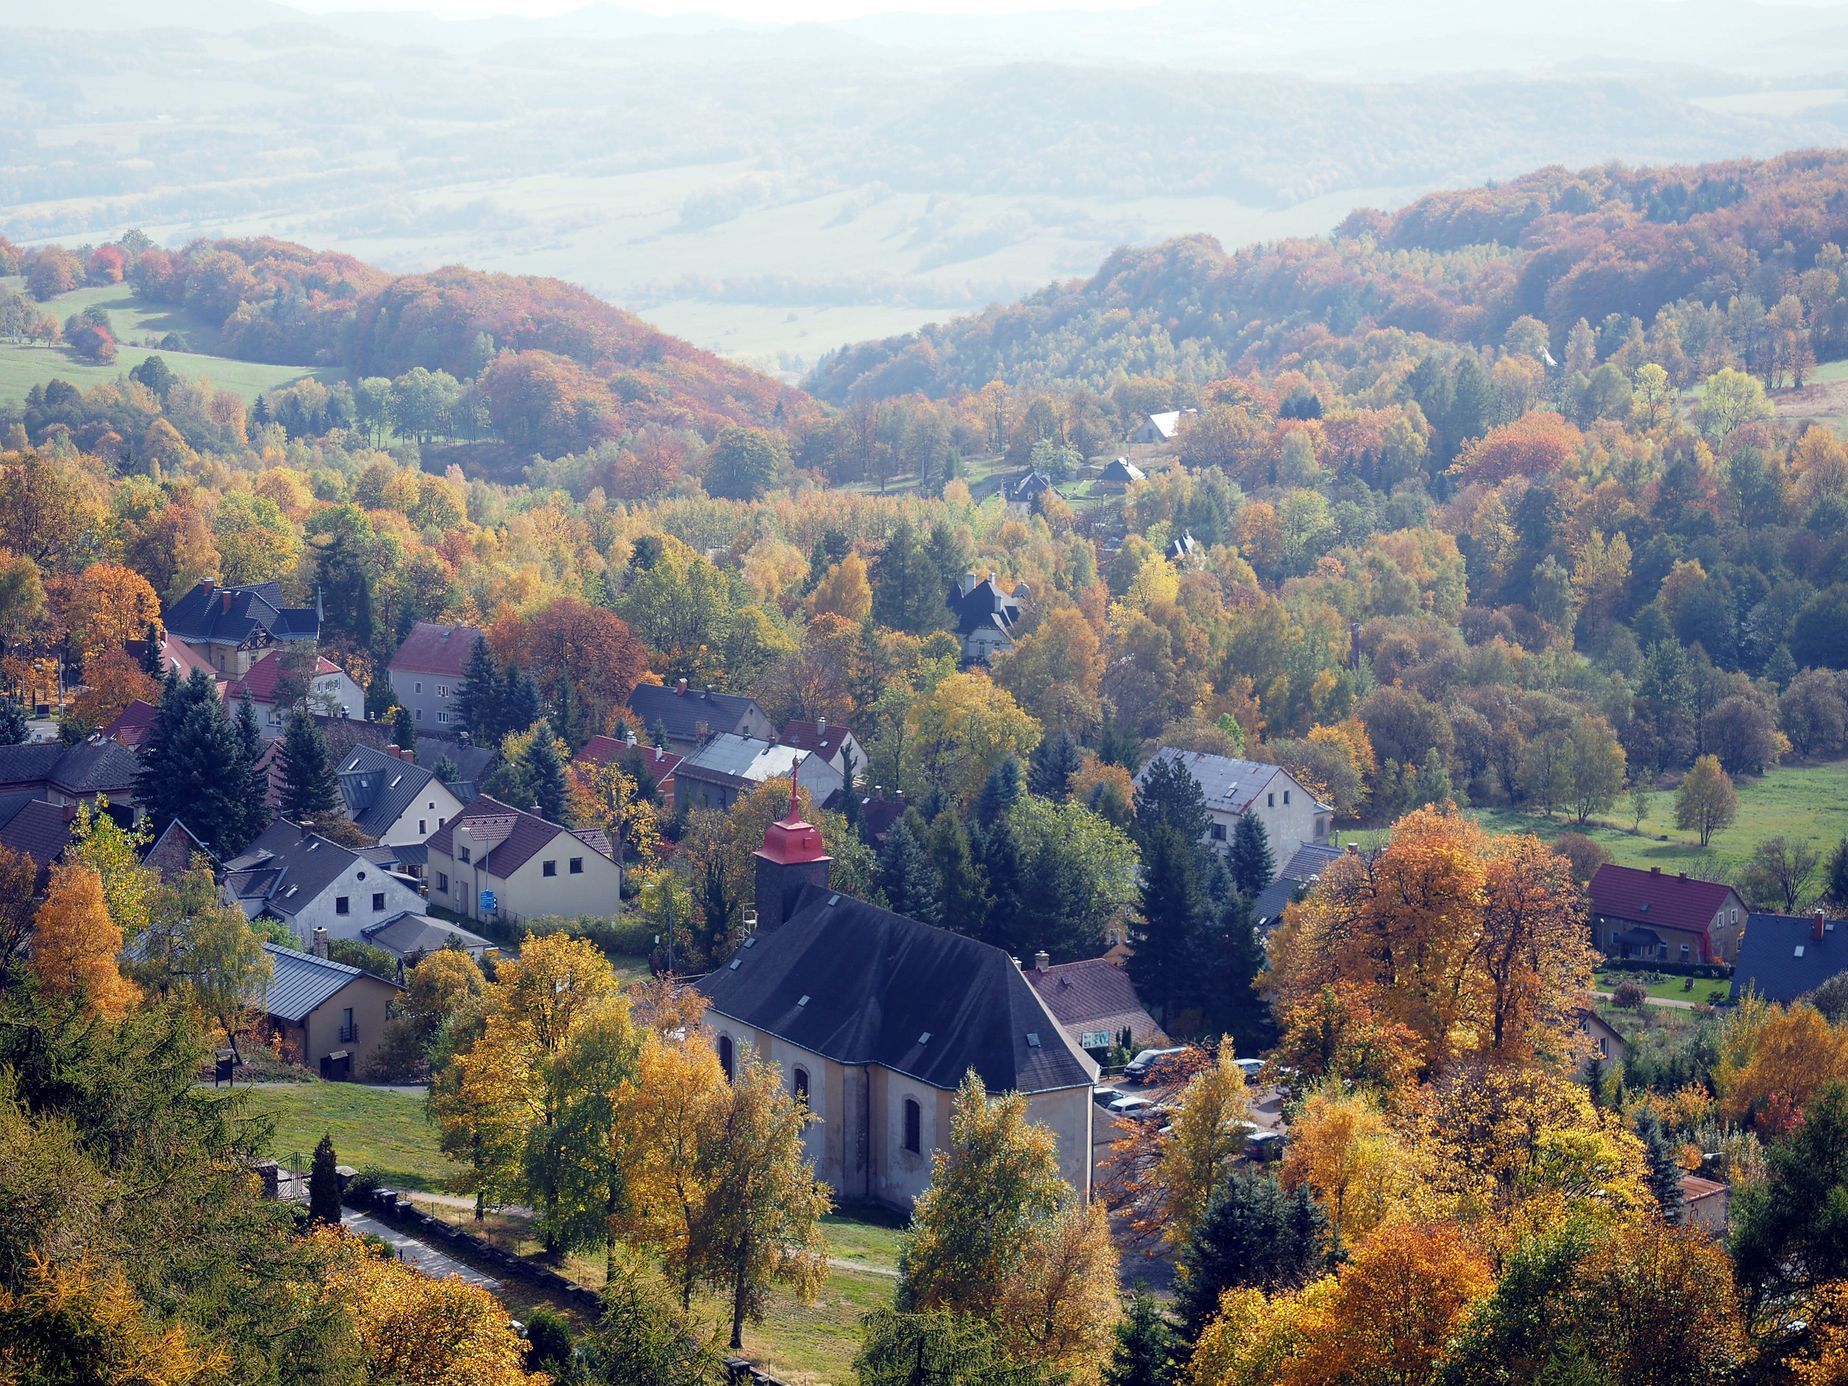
[
  {"left": 427, "top": 794, "right": 615, "bottom": 876},
  {"left": 579, "top": 735, "right": 682, "bottom": 781},
  {"left": 781, "top": 719, "right": 854, "bottom": 761},
  {"left": 104, "top": 698, "right": 160, "bottom": 750},
  {"left": 1588, "top": 863, "right": 1736, "bottom": 936},
  {"left": 389, "top": 621, "right": 483, "bottom": 678},
  {"left": 1024, "top": 955, "right": 1165, "bottom": 1043},
  {"left": 224, "top": 649, "right": 342, "bottom": 704}
]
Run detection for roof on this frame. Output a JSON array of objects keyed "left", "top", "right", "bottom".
[
  {"left": 224, "top": 649, "right": 344, "bottom": 704},
  {"left": 361, "top": 911, "right": 494, "bottom": 960},
  {"left": 164, "top": 580, "right": 318, "bottom": 648},
  {"left": 675, "top": 735, "right": 843, "bottom": 801},
  {"left": 125, "top": 633, "right": 217, "bottom": 683},
  {"left": 1731, "top": 912, "right": 1848, "bottom": 1005},
  {"left": 103, "top": 698, "right": 160, "bottom": 749},
  {"left": 1136, "top": 747, "right": 1329, "bottom": 816},
  {"left": 579, "top": 735, "right": 682, "bottom": 781},
  {"left": 414, "top": 734, "right": 496, "bottom": 784},
  {"left": 0, "top": 738, "right": 140, "bottom": 796},
  {"left": 426, "top": 794, "right": 616, "bottom": 876},
  {"left": 700, "top": 885, "right": 1097, "bottom": 1095},
  {"left": 142, "top": 819, "right": 215, "bottom": 882},
  {"left": 336, "top": 744, "right": 444, "bottom": 839},
  {"left": 1024, "top": 956, "right": 1164, "bottom": 1042},
  {"left": 1588, "top": 863, "right": 1735, "bottom": 936},
  {"left": 224, "top": 820, "right": 364, "bottom": 920},
  {"left": 627, "top": 683, "right": 767, "bottom": 744},
  {"left": 389, "top": 621, "right": 484, "bottom": 678},
  {"left": 1100, "top": 456, "right": 1145, "bottom": 483},
  {"left": 262, "top": 942, "right": 394, "bottom": 1023},
  {"left": 1679, "top": 1174, "right": 1727, "bottom": 1203},
  {"left": 1144, "top": 411, "right": 1181, "bottom": 439},
  {"left": 946, "top": 574, "right": 1021, "bottom": 638},
  {"left": 0, "top": 796, "right": 75, "bottom": 885},
  {"left": 1006, "top": 469, "right": 1052, "bottom": 501},
  {"left": 1252, "top": 843, "right": 1346, "bottom": 923},
  {"left": 780, "top": 719, "right": 856, "bottom": 763}
]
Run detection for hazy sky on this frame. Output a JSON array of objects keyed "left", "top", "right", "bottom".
[{"left": 281, "top": 0, "right": 1149, "bottom": 17}]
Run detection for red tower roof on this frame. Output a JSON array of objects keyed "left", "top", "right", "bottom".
[{"left": 756, "top": 759, "right": 829, "bottom": 866}]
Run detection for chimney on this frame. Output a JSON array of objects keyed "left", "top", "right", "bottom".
[
  {"left": 816, "top": 715, "right": 827, "bottom": 735},
  {"left": 221, "top": 590, "right": 233, "bottom": 613},
  {"left": 1815, "top": 910, "right": 1827, "bottom": 942},
  {"left": 1678, "top": 872, "right": 1687, "bottom": 882},
  {"left": 625, "top": 727, "right": 638, "bottom": 747},
  {"left": 1651, "top": 865, "right": 1662, "bottom": 876},
  {"left": 676, "top": 678, "right": 688, "bottom": 696},
  {"left": 753, "top": 760, "right": 831, "bottom": 934},
  {"left": 311, "top": 926, "right": 329, "bottom": 959},
  {"left": 1034, "top": 950, "right": 1050, "bottom": 972}
]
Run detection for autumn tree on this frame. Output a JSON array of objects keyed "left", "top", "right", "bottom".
[
  {"left": 568, "top": 756, "right": 661, "bottom": 864},
  {"left": 1675, "top": 755, "right": 1738, "bottom": 847},
  {"left": 581, "top": 1245, "right": 722, "bottom": 1386},
  {"left": 30, "top": 863, "right": 139, "bottom": 1018},
  {"left": 905, "top": 670, "right": 1041, "bottom": 806},
  {"left": 1736, "top": 836, "right": 1822, "bottom": 913},
  {"left": 1148, "top": 1045, "right": 1254, "bottom": 1247},
  {"left": 70, "top": 648, "right": 159, "bottom": 729},
  {"left": 809, "top": 552, "right": 873, "bottom": 624},
  {"left": 132, "top": 861, "right": 271, "bottom": 1061},
  {"left": 0, "top": 844, "right": 35, "bottom": 992},
  {"left": 1279, "top": 1086, "right": 1405, "bottom": 1251},
  {"left": 0, "top": 1256, "right": 230, "bottom": 1385},
  {"left": 1173, "top": 1169, "right": 1327, "bottom": 1338}
]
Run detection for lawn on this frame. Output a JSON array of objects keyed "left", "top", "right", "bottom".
[
  {"left": 1346, "top": 757, "right": 1848, "bottom": 884},
  {"left": 240, "top": 1081, "right": 460, "bottom": 1192},
  {"left": 1593, "top": 966, "right": 1731, "bottom": 1006}
]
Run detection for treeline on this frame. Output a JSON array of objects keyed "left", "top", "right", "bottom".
[{"left": 808, "top": 148, "right": 1848, "bottom": 400}]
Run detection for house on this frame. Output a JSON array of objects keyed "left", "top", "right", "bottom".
[
  {"left": 780, "top": 718, "right": 863, "bottom": 780},
  {"left": 1135, "top": 748, "right": 1333, "bottom": 882},
  {"left": 1003, "top": 468, "right": 1053, "bottom": 512},
  {"left": 0, "top": 793, "right": 76, "bottom": 891},
  {"left": 414, "top": 734, "right": 496, "bottom": 787},
  {"left": 388, "top": 621, "right": 482, "bottom": 730},
  {"left": 224, "top": 649, "right": 365, "bottom": 737},
  {"left": 1022, "top": 951, "right": 1166, "bottom": 1057},
  {"left": 1587, "top": 863, "right": 1746, "bottom": 965},
  {"left": 700, "top": 796, "right": 1097, "bottom": 1211},
  {"left": 1097, "top": 456, "right": 1145, "bottom": 491},
  {"left": 1250, "top": 843, "right": 1346, "bottom": 928},
  {"left": 579, "top": 733, "right": 682, "bottom": 811},
  {"left": 0, "top": 737, "right": 141, "bottom": 812},
  {"left": 222, "top": 820, "right": 426, "bottom": 948},
  {"left": 946, "top": 572, "right": 1023, "bottom": 666},
  {"left": 334, "top": 745, "right": 464, "bottom": 847},
  {"left": 359, "top": 911, "right": 495, "bottom": 963},
  {"left": 1128, "top": 409, "right": 1194, "bottom": 444},
  {"left": 626, "top": 680, "right": 774, "bottom": 755},
  {"left": 1170, "top": 531, "right": 1199, "bottom": 563},
  {"left": 674, "top": 737, "right": 844, "bottom": 814},
  {"left": 102, "top": 698, "right": 160, "bottom": 751},
  {"left": 424, "top": 795, "right": 623, "bottom": 929},
  {"left": 141, "top": 819, "right": 215, "bottom": 883},
  {"left": 124, "top": 630, "right": 218, "bottom": 686},
  {"left": 164, "top": 580, "right": 320, "bottom": 678},
  {"left": 260, "top": 939, "right": 401, "bottom": 1079},
  {"left": 1579, "top": 1009, "right": 1628, "bottom": 1067},
  {"left": 1679, "top": 1175, "right": 1730, "bottom": 1235},
  {"left": 1730, "top": 910, "right": 1846, "bottom": 1004},
  {"left": 854, "top": 791, "right": 911, "bottom": 849}
]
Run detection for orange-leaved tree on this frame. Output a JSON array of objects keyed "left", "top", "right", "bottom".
[{"left": 30, "top": 862, "right": 139, "bottom": 1017}]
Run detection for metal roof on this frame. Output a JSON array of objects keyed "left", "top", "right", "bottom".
[{"left": 262, "top": 942, "right": 382, "bottom": 1022}]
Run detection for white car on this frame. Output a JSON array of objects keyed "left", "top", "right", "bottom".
[
  {"left": 1234, "top": 1057, "right": 1266, "bottom": 1082},
  {"left": 1106, "top": 1095, "right": 1159, "bottom": 1120},
  {"left": 1092, "top": 1086, "right": 1126, "bottom": 1109}
]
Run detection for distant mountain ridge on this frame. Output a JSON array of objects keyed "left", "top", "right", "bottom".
[{"left": 806, "top": 148, "right": 1848, "bottom": 401}]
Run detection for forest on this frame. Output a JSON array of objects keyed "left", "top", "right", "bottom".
[{"left": 4, "top": 143, "right": 1848, "bottom": 1382}]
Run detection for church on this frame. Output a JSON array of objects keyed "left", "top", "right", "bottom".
[{"left": 699, "top": 781, "right": 1099, "bottom": 1210}]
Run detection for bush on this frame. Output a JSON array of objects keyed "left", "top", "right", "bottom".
[
  {"left": 522, "top": 1306, "right": 575, "bottom": 1376},
  {"left": 1598, "top": 959, "right": 1730, "bottom": 979},
  {"left": 1612, "top": 979, "right": 1648, "bottom": 1008},
  {"left": 523, "top": 913, "right": 654, "bottom": 959}
]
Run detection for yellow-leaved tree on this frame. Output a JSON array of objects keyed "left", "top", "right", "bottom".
[
  {"left": 30, "top": 862, "right": 139, "bottom": 1018},
  {"left": 1148, "top": 1044, "right": 1253, "bottom": 1248},
  {"left": 1279, "top": 1086, "right": 1407, "bottom": 1251},
  {"left": 0, "top": 1253, "right": 229, "bottom": 1385}
]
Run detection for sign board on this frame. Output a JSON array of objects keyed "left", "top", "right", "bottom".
[
  {"left": 1080, "top": 1030, "right": 1112, "bottom": 1050},
  {"left": 479, "top": 889, "right": 497, "bottom": 912}
]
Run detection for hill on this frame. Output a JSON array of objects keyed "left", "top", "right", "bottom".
[{"left": 807, "top": 148, "right": 1848, "bottom": 401}]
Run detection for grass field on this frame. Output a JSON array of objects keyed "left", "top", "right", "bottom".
[
  {"left": 241, "top": 1081, "right": 458, "bottom": 1192},
  {"left": 1345, "top": 757, "right": 1848, "bottom": 885},
  {"left": 0, "top": 279, "right": 340, "bottom": 404},
  {"left": 1593, "top": 966, "right": 1732, "bottom": 1006}
]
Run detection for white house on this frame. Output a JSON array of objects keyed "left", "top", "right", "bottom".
[
  {"left": 1128, "top": 409, "right": 1195, "bottom": 445},
  {"left": 223, "top": 820, "right": 427, "bottom": 948},
  {"left": 1135, "top": 747, "right": 1333, "bottom": 882},
  {"left": 424, "top": 795, "right": 623, "bottom": 928},
  {"left": 224, "top": 649, "right": 365, "bottom": 738},
  {"left": 334, "top": 744, "right": 465, "bottom": 847}
]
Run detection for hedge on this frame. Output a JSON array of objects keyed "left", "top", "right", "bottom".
[{"left": 1596, "top": 959, "right": 1732, "bottom": 980}]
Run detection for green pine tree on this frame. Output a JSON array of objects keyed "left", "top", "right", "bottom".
[
  {"left": 233, "top": 691, "right": 271, "bottom": 846},
  {"left": 139, "top": 622, "right": 166, "bottom": 680},
  {"left": 525, "top": 721, "right": 569, "bottom": 822},
  {"left": 454, "top": 635, "right": 500, "bottom": 741},
  {"left": 1633, "top": 1109, "right": 1685, "bottom": 1222},
  {"left": 927, "top": 810, "right": 988, "bottom": 940},
  {"left": 1103, "top": 1292, "right": 1180, "bottom": 1386},
  {"left": 1228, "top": 813, "right": 1274, "bottom": 897},
  {"left": 501, "top": 664, "right": 541, "bottom": 735},
  {"left": 0, "top": 694, "right": 26, "bottom": 747},
  {"left": 877, "top": 811, "right": 940, "bottom": 926},
  {"left": 279, "top": 711, "right": 338, "bottom": 822},
  {"left": 308, "top": 1133, "right": 342, "bottom": 1226},
  {"left": 1129, "top": 823, "right": 1214, "bottom": 1027},
  {"left": 391, "top": 705, "right": 416, "bottom": 753},
  {"left": 1027, "top": 729, "right": 1082, "bottom": 800},
  {"left": 137, "top": 670, "right": 255, "bottom": 856},
  {"left": 975, "top": 757, "right": 1023, "bottom": 831},
  {"left": 1133, "top": 754, "right": 1211, "bottom": 846}
]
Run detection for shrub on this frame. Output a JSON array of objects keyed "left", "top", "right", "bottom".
[{"left": 1612, "top": 979, "right": 1648, "bottom": 1008}]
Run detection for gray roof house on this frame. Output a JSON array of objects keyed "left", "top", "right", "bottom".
[
  {"left": 360, "top": 911, "right": 495, "bottom": 961},
  {"left": 260, "top": 941, "right": 401, "bottom": 1077},
  {"left": 0, "top": 737, "right": 141, "bottom": 809},
  {"left": 700, "top": 797, "right": 1096, "bottom": 1211},
  {"left": 626, "top": 680, "right": 774, "bottom": 754},
  {"left": 1731, "top": 910, "right": 1847, "bottom": 1005},
  {"left": 1137, "top": 747, "right": 1333, "bottom": 883},
  {"left": 223, "top": 820, "right": 426, "bottom": 947},
  {"left": 1251, "top": 843, "right": 1346, "bottom": 927},
  {"left": 335, "top": 744, "right": 465, "bottom": 846},
  {"left": 946, "top": 572, "right": 1023, "bottom": 666},
  {"left": 674, "top": 735, "right": 844, "bottom": 813},
  {"left": 164, "top": 579, "right": 320, "bottom": 678}
]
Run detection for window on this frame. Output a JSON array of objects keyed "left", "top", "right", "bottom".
[
  {"left": 340, "top": 1007, "right": 356, "bottom": 1043},
  {"left": 718, "top": 1034, "right": 734, "bottom": 1081},
  {"left": 1267, "top": 792, "right": 1275, "bottom": 808},
  {"left": 1680, "top": 943, "right": 1692, "bottom": 959},
  {"left": 543, "top": 860, "right": 557, "bottom": 877},
  {"left": 437, "top": 711, "right": 449, "bottom": 724},
  {"left": 415, "top": 708, "right": 424, "bottom": 721},
  {"left": 371, "top": 892, "right": 385, "bottom": 911},
  {"left": 437, "top": 684, "right": 448, "bottom": 696},
  {"left": 437, "top": 872, "right": 449, "bottom": 893},
  {"left": 459, "top": 846, "right": 470, "bottom": 863},
  {"left": 418, "top": 820, "right": 426, "bottom": 836},
  {"left": 903, "top": 1098, "right": 921, "bottom": 1154},
  {"left": 335, "top": 896, "right": 350, "bottom": 915},
  {"left": 415, "top": 681, "right": 423, "bottom": 694},
  {"left": 1283, "top": 789, "right": 1291, "bottom": 805},
  {"left": 569, "top": 857, "right": 583, "bottom": 874},
  {"left": 793, "top": 1067, "right": 809, "bottom": 1103},
  {"left": 1210, "top": 823, "right": 1227, "bottom": 841}
]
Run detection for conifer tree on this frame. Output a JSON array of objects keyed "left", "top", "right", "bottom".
[
  {"left": 454, "top": 635, "right": 500, "bottom": 741},
  {"left": 1130, "top": 823, "right": 1213, "bottom": 1026},
  {"left": 1228, "top": 813, "right": 1274, "bottom": 897},
  {"left": 1633, "top": 1109, "right": 1685, "bottom": 1222},
  {"left": 927, "top": 810, "right": 988, "bottom": 939},
  {"left": 392, "top": 705, "right": 416, "bottom": 754},
  {"left": 137, "top": 669, "right": 255, "bottom": 856},
  {"left": 980, "top": 814, "right": 1025, "bottom": 949},
  {"left": 1103, "top": 1292, "right": 1180, "bottom": 1386},
  {"left": 139, "top": 621, "right": 165, "bottom": 679},
  {"left": 233, "top": 691, "right": 271, "bottom": 844},
  {"left": 1173, "top": 1170, "right": 1328, "bottom": 1337},
  {"left": 975, "top": 756, "right": 1023, "bottom": 832},
  {"left": 878, "top": 811, "right": 940, "bottom": 926},
  {"left": 501, "top": 663, "right": 541, "bottom": 736},
  {"left": 525, "top": 721, "right": 570, "bottom": 822},
  {"left": 0, "top": 694, "right": 26, "bottom": 747},
  {"left": 1027, "top": 729, "right": 1082, "bottom": 801},
  {"left": 308, "top": 1134, "right": 342, "bottom": 1225},
  {"left": 1133, "top": 754, "right": 1211, "bottom": 847},
  {"left": 279, "top": 710, "right": 338, "bottom": 821}
]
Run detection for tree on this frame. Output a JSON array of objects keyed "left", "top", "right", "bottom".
[
  {"left": 1565, "top": 715, "right": 1626, "bottom": 824},
  {"left": 1026, "top": 729, "right": 1082, "bottom": 800},
  {"left": 391, "top": 704, "right": 416, "bottom": 753},
  {"left": 581, "top": 1245, "right": 722, "bottom": 1386},
  {"left": 30, "top": 863, "right": 139, "bottom": 1018},
  {"left": 568, "top": 757, "right": 661, "bottom": 865},
  {"left": 1228, "top": 813, "right": 1273, "bottom": 897},
  {"left": 138, "top": 669, "right": 261, "bottom": 856},
  {"left": 0, "top": 1256, "right": 232, "bottom": 1385},
  {"left": 1675, "top": 754, "right": 1738, "bottom": 848},
  {"left": 0, "top": 844, "right": 36, "bottom": 992},
  {"left": 1694, "top": 366, "right": 1773, "bottom": 439},
  {"left": 1148, "top": 1046, "right": 1253, "bottom": 1247},
  {"left": 71, "top": 649, "right": 158, "bottom": 729},
  {"left": 524, "top": 720, "right": 570, "bottom": 822},
  {"left": 1732, "top": 1083, "right": 1848, "bottom": 1318},
  {"left": 278, "top": 710, "right": 338, "bottom": 821},
  {"left": 1737, "top": 836, "right": 1823, "bottom": 912},
  {"left": 309, "top": 1134, "right": 342, "bottom": 1225},
  {"left": 991, "top": 1199, "right": 1120, "bottom": 1383},
  {"left": 1173, "top": 1169, "right": 1328, "bottom": 1337},
  {"left": 454, "top": 635, "right": 501, "bottom": 741},
  {"left": 1278, "top": 1086, "right": 1403, "bottom": 1251},
  {"left": 1630, "top": 782, "right": 1652, "bottom": 833},
  {"left": 906, "top": 672, "right": 1040, "bottom": 807},
  {"left": 0, "top": 695, "right": 26, "bottom": 747},
  {"left": 696, "top": 1048, "right": 830, "bottom": 1349},
  {"left": 133, "top": 862, "right": 271, "bottom": 1062},
  {"left": 1129, "top": 823, "right": 1213, "bottom": 1028},
  {"left": 705, "top": 426, "right": 788, "bottom": 500},
  {"left": 809, "top": 552, "right": 873, "bottom": 625},
  {"left": 878, "top": 812, "right": 941, "bottom": 925},
  {"left": 1102, "top": 1293, "right": 1179, "bottom": 1386},
  {"left": 927, "top": 810, "right": 988, "bottom": 939},
  {"left": 854, "top": 1308, "right": 1048, "bottom": 1386}
]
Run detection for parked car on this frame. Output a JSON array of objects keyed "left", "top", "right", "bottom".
[
  {"left": 1234, "top": 1057, "right": 1266, "bottom": 1082},
  {"left": 1124, "top": 1046, "right": 1189, "bottom": 1083},
  {"left": 1092, "top": 1086, "right": 1126, "bottom": 1109},
  {"left": 1246, "top": 1129, "right": 1288, "bottom": 1162},
  {"left": 1106, "top": 1095, "right": 1161, "bottom": 1120}
]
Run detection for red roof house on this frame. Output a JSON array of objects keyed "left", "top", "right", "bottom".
[
  {"left": 390, "top": 621, "right": 483, "bottom": 678},
  {"left": 103, "top": 698, "right": 160, "bottom": 750},
  {"left": 1023, "top": 953, "right": 1166, "bottom": 1054},
  {"left": 1587, "top": 863, "right": 1747, "bottom": 964}
]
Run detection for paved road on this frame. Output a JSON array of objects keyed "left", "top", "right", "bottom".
[
  {"left": 1590, "top": 989, "right": 1704, "bottom": 1012},
  {"left": 342, "top": 1209, "right": 501, "bottom": 1290}
]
